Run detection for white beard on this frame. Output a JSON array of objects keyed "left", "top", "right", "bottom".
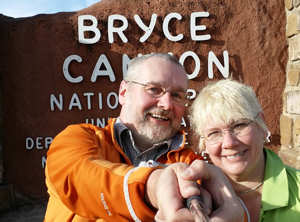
[{"left": 136, "top": 121, "right": 176, "bottom": 143}]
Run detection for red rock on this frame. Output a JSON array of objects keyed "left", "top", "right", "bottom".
[{"left": 0, "top": 0, "right": 287, "bottom": 198}]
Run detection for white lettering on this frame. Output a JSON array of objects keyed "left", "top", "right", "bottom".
[
  {"left": 26, "top": 137, "right": 34, "bottom": 150},
  {"left": 25, "top": 137, "right": 53, "bottom": 150},
  {"left": 78, "top": 15, "right": 101, "bottom": 44},
  {"left": 42, "top": 156, "right": 47, "bottom": 168},
  {"left": 98, "top": 92, "right": 103, "bottom": 110},
  {"left": 50, "top": 94, "right": 63, "bottom": 111},
  {"left": 107, "top": 92, "right": 119, "bottom": 109},
  {"left": 97, "top": 118, "right": 106, "bottom": 128},
  {"left": 63, "top": 55, "right": 83, "bottom": 83},
  {"left": 69, "top": 93, "right": 82, "bottom": 110},
  {"left": 85, "top": 117, "right": 107, "bottom": 128},
  {"left": 77, "top": 12, "right": 212, "bottom": 44},
  {"left": 36, "top": 137, "right": 43, "bottom": 149},
  {"left": 179, "top": 51, "right": 200, "bottom": 80},
  {"left": 181, "top": 117, "right": 187, "bottom": 127},
  {"left": 100, "top": 193, "right": 112, "bottom": 216},
  {"left": 50, "top": 92, "right": 120, "bottom": 111},
  {"left": 184, "top": 132, "right": 189, "bottom": 145},
  {"left": 190, "top": 12, "right": 211, "bottom": 41},
  {"left": 208, "top": 50, "right": 229, "bottom": 79},
  {"left": 45, "top": 137, "right": 53, "bottom": 148},
  {"left": 187, "top": 89, "right": 197, "bottom": 100},
  {"left": 83, "top": 92, "right": 94, "bottom": 110},
  {"left": 163, "top": 12, "right": 183, "bottom": 42},
  {"left": 108, "top": 14, "right": 128, "bottom": 43},
  {"left": 134, "top": 14, "right": 157, "bottom": 42},
  {"left": 91, "top": 54, "right": 116, "bottom": 82},
  {"left": 122, "top": 54, "right": 131, "bottom": 79}
]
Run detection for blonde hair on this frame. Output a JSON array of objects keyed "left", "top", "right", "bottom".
[{"left": 190, "top": 79, "right": 269, "bottom": 147}]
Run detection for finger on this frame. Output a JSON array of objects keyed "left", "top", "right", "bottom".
[
  {"left": 154, "top": 210, "right": 164, "bottom": 222},
  {"left": 181, "top": 160, "right": 245, "bottom": 222},
  {"left": 182, "top": 160, "right": 234, "bottom": 200},
  {"left": 155, "top": 208, "right": 196, "bottom": 222},
  {"left": 209, "top": 201, "right": 244, "bottom": 222},
  {"left": 188, "top": 199, "right": 210, "bottom": 222},
  {"left": 198, "top": 187, "right": 212, "bottom": 216},
  {"left": 171, "top": 164, "right": 201, "bottom": 199},
  {"left": 181, "top": 160, "right": 217, "bottom": 181},
  {"left": 186, "top": 195, "right": 211, "bottom": 222},
  {"left": 177, "top": 175, "right": 201, "bottom": 199},
  {"left": 175, "top": 208, "right": 199, "bottom": 222},
  {"left": 155, "top": 166, "right": 185, "bottom": 219},
  {"left": 155, "top": 163, "right": 202, "bottom": 220}
]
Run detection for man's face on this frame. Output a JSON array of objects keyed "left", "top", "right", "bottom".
[{"left": 119, "top": 57, "right": 187, "bottom": 146}]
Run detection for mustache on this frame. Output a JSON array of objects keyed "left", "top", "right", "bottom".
[{"left": 144, "top": 108, "right": 171, "bottom": 118}]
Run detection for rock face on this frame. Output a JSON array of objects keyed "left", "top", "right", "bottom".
[
  {"left": 280, "top": 1, "right": 300, "bottom": 170},
  {"left": 0, "top": 0, "right": 287, "bottom": 198}
]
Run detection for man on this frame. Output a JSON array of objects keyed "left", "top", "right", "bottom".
[{"left": 44, "top": 53, "right": 243, "bottom": 222}]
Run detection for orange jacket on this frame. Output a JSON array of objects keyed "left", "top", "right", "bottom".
[{"left": 44, "top": 118, "right": 200, "bottom": 222}]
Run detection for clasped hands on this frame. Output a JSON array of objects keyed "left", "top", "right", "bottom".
[{"left": 146, "top": 160, "right": 244, "bottom": 222}]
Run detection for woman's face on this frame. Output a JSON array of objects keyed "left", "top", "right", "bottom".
[{"left": 201, "top": 116, "right": 265, "bottom": 180}]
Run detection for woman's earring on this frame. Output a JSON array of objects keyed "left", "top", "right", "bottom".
[
  {"left": 265, "top": 131, "right": 271, "bottom": 143},
  {"left": 201, "top": 150, "right": 210, "bottom": 163}
]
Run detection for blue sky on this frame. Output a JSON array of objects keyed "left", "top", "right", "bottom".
[{"left": 0, "top": 0, "right": 101, "bottom": 18}]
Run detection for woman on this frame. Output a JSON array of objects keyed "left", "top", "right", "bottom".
[{"left": 190, "top": 79, "right": 300, "bottom": 222}]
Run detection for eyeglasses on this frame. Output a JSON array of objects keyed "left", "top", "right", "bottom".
[
  {"left": 201, "top": 120, "right": 254, "bottom": 146},
  {"left": 126, "top": 80, "right": 187, "bottom": 105}
]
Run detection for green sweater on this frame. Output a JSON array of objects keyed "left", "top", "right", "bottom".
[{"left": 259, "top": 149, "right": 300, "bottom": 222}]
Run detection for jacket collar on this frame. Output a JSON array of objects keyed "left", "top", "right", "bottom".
[{"left": 261, "top": 149, "right": 289, "bottom": 211}]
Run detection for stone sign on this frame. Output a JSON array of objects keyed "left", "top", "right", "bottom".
[{"left": 0, "top": 0, "right": 287, "bottom": 198}]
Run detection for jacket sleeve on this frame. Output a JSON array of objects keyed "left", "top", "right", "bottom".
[
  {"left": 160, "top": 137, "right": 203, "bottom": 165},
  {"left": 45, "top": 123, "right": 157, "bottom": 221}
]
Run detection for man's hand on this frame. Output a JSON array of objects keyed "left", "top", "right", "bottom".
[
  {"left": 146, "top": 162, "right": 212, "bottom": 222},
  {"left": 182, "top": 160, "right": 244, "bottom": 222},
  {"left": 146, "top": 160, "right": 244, "bottom": 222}
]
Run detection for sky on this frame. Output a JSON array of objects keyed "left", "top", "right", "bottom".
[{"left": 0, "top": 0, "right": 101, "bottom": 18}]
